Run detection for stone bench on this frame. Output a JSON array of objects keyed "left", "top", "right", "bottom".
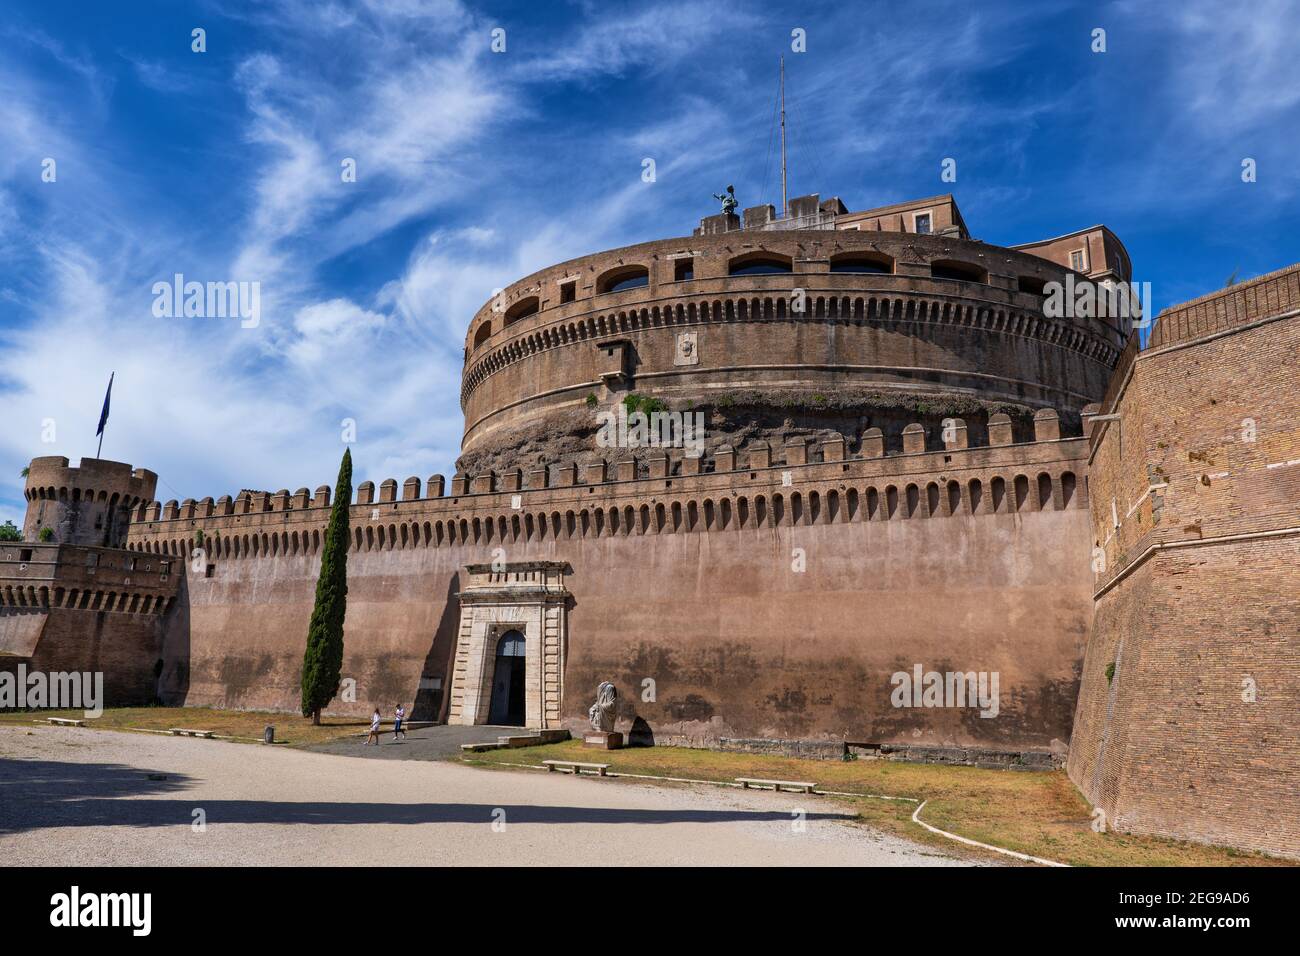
[
  {"left": 543, "top": 759, "right": 610, "bottom": 777},
  {"left": 460, "top": 742, "right": 506, "bottom": 753},
  {"left": 736, "top": 777, "right": 817, "bottom": 794},
  {"left": 169, "top": 728, "right": 216, "bottom": 738},
  {"left": 45, "top": 717, "right": 84, "bottom": 727}
]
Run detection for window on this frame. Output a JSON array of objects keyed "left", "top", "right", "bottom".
[
  {"left": 727, "top": 255, "right": 793, "bottom": 276},
  {"left": 1018, "top": 276, "right": 1047, "bottom": 296},
  {"left": 930, "top": 260, "right": 987, "bottom": 283},
  {"left": 1070, "top": 248, "right": 1088, "bottom": 272},
  {"left": 503, "top": 296, "right": 539, "bottom": 326},
  {"left": 830, "top": 254, "right": 893, "bottom": 274},
  {"left": 20, "top": 548, "right": 32, "bottom": 562},
  {"left": 596, "top": 265, "right": 650, "bottom": 294},
  {"left": 914, "top": 212, "right": 932, "bottom": 235},
  {"left": 159, "top": 561, "right": 170, "bottom": 576},
  {"left": 606, "top": 273, "right": 647, "bottom": 293},
  {"left": 559, "top": 280, "right": 576, "bottom": 303},
  {"left": 205, "top": 564, "right": 216, "bottom": 578},
  {"left": 85, "top": 553, "right": 99, "bottom": 568},
  {"left": 674, "top": 258, "right": 694, "bottom": 281},
  {"left": 472, "top": 322, "right": 492, "bottom": 350}
]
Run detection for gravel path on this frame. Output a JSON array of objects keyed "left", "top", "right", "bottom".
[{"left": 0, "top": 726, "right": 975, "bottom": 866}]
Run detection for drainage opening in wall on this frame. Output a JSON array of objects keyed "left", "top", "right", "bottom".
[{"left": 845, "top": 742, "right": 884, "bottom": 761}]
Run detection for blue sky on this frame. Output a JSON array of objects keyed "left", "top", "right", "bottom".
[{"left": 1, "top": 0, "right": 1297, "bottom": 528}]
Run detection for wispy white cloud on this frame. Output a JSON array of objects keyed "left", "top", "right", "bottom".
[{"left": 1, "top": 0, "right": 1297, "bottom": 531}]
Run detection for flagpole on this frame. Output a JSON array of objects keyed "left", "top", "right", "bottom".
[{"left": 95, "top": 371, "right": 114, "bottom": 461}]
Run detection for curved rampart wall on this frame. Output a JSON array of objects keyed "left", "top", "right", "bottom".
[{"left": 124, "top": 416, "right": 1095, "bottom": 750}]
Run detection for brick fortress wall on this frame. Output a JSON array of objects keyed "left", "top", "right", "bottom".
[
  {"left": 0, "top": 541, "right": 182, "bottom": 704},
  {"left": 1068, "top": 263, "right": 1300, "bottom": 859},
  {"left": 122, "top": 411, "right": 1093, "bottom": 753}
]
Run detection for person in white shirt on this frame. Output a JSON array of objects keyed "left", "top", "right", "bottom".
[{"left": 365, "top": 708, "right": 381, "bottom": 746}]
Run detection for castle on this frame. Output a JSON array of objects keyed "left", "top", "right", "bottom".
[{"left": 3, "top": 193, "right": 1296, "bottom": 858}]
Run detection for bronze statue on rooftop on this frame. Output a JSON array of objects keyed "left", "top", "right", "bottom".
[{"left": 713, "top": 184, "right": 738, "bottom": 216}]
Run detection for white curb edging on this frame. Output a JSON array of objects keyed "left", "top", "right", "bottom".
[{"left": 911, "top": 799, "right": 1068, "bottom": 867}]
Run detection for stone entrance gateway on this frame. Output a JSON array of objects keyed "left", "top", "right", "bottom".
[{"left": 446, "top": 562, "right": 571, "bottom": 729}]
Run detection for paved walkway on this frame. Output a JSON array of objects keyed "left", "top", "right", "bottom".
[
  {"left": 0, "top": 726, "right": 976, "bottom": 866},
  {"left": 305, "top": 723, "right": 526, "bottom": 760}
]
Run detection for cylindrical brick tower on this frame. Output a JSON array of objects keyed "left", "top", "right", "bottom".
[
  {"left": 458, "top": 210, "right": 1128, "bottom": 476},
  {"left": 22, "top": 456, "right": 158, "bottom": 548}
]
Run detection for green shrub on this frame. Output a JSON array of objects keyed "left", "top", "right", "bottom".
[
  {"left": 38, "top": 527, "right": 54, "bottom": 542},
  {"left": 622, "top": 393, "right": 667, "bottom": 415}
]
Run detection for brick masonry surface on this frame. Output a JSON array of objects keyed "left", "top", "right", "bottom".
[{"left": 1069, "top": 270, "right": 1300, "bottom": 859}]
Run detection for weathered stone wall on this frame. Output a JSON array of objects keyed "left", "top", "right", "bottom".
[{"left": 1069, "top": 266, "right": 1300, "bottom": 859}]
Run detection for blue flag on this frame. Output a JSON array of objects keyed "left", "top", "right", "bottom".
[{"left": 96, "top": 372, "right": 113, "bottom": 437}]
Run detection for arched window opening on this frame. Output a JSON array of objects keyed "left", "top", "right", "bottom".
[
  {"left": 503, "top": 296, "right": 539, "bottom": 327},
  {"left": 930, "top": 259, "right": 987, "bottom": 283},
  {"left": 830, "top": 253, "right": 893, "bottom": 275},
  {"left": 597, "top": 265, "right": 650, "bottom": 294},
  {"left": 728, "top": 254, "right": 793, "bottom": 276}
]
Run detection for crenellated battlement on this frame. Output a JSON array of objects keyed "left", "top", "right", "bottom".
[{"left": 124, "top": 410, "right": 1087, "bottom": 561}]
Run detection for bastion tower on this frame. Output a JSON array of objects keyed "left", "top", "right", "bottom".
[{"left": 22, "top": 456, "right": 158, "bottom": 548}]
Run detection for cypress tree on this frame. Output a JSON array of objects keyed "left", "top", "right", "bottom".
[{"left": 301, "top": 448, "right": 352, "bottom": 725}]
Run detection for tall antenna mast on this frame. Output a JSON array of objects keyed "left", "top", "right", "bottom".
[{"left": 779, "top": 56, "right": 788, "bottom": 219}]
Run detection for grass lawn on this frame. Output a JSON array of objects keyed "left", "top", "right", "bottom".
[
  {"left": 0, "top": 706, "right": 368, "bottom": 747},
  {"left": 464, "top": 740, "right": 1291, "bottom": 868}
]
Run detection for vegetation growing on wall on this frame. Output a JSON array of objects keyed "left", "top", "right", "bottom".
[{"left": 622, "top": 393, "right": 668, "bottom": 415}]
